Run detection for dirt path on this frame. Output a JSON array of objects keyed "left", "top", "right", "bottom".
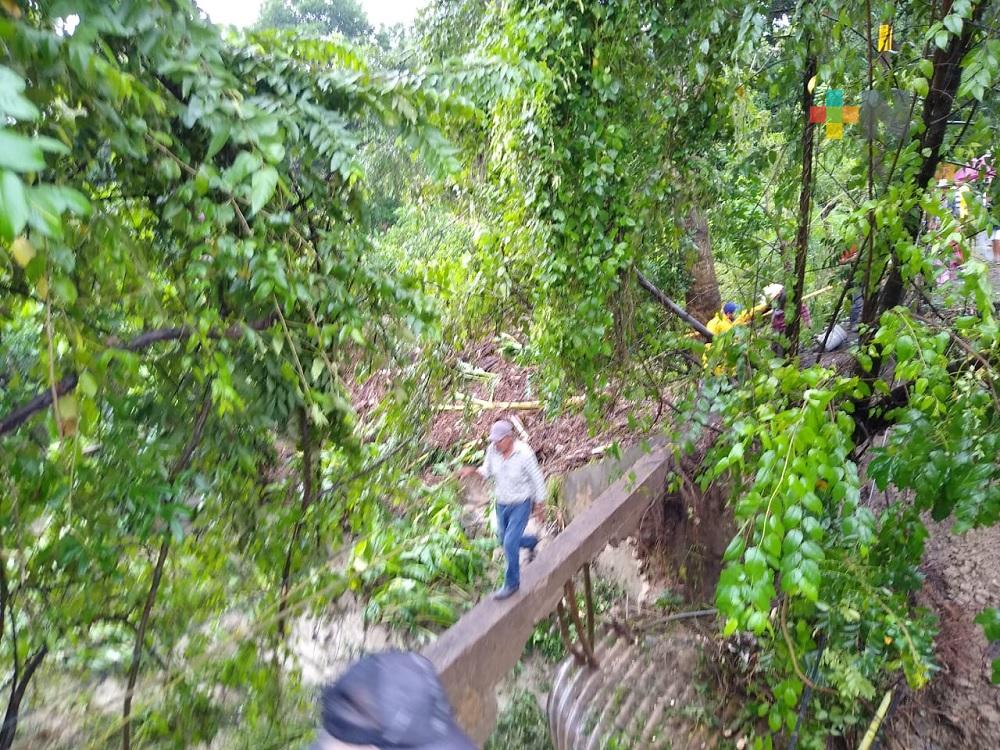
[{"left": 886, "top": 519, "right": 1000, "bottom": 749}]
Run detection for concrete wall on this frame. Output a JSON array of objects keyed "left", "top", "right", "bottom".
[
  {"left": 560, "top": 436, "right": 668, "bottom": 520},
  {"left": 559, "top": 436, "right": 668, "bottom": 602}
]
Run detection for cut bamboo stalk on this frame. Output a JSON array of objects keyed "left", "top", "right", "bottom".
[
  {"left": 437, "top": 395, "right": 585, "bottom": 412},
  {"left": 857, "top": 689, "right": 893, "bottom": 750}
]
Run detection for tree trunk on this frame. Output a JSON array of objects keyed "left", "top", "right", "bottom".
[
  {"left": 683, "top": 207, "right": 721, "bottom": 323},
  {"left": 0, "top": 646, "right": 48, "bottom": 750},
  {"left": 121, "top": 394, "right": 212, "bottom": 750},
  {"left": 787, "top": 53, "right": 817, "bottom": 357},
  {"left": 278, "top": 407, "right": 314, "bottom": 637},
  {"left": 876, "top": 0, "right": 985, "bottom": 319}
]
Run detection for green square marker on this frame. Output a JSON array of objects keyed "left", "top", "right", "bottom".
[
  {"left": 825, "top": 89, "right": 843, "bottom": 107},
  {"left": 827, "top": 106, "right": 843, "bottom": 123}
]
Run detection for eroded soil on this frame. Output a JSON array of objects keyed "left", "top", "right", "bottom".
[{"left": 886, "top": 520, "right": 1000, "bottom": 749}]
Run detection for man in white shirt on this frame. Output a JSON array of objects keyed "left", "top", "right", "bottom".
[{"left": 459, "top": 420, "right": 545, "bottom": 600}]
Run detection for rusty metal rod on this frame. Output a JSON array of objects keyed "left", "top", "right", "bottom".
[
  {"left": 555, "top": 601, "right": 586, "bottom": 665},
  {"left": 583, "top": 564, "right": 595, "bottom": 648},
  {"left": 564, "top": 580, "right": 597, "bottom": 668}
]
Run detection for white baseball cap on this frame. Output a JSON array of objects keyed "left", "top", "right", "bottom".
[{"left": 489, "top": 420, "right": 513, "bottom": 443}]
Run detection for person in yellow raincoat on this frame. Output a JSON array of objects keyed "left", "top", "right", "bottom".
[
  {"left": 702, "top": 288, "right": 782, "bottom": 370},
  {"left": 707, "top": 302, "right": 740, "bottom": 337}
]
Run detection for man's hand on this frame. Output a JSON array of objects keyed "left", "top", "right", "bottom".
[
  {"left": 457, "top": 466, "right": 477, "bottom": 480},
  {"left": 532, "top": 503, "right": 546, "bottom": 523}
]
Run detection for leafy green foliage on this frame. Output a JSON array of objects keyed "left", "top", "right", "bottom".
[
  {"left": 976, "top": 608, "right": 1000, "bottom": 684},
  {"left": 420, "top": 0, "right": 761, "bottom": 401},
  {"left": 0, "top": 0, "right": 470, "bottom": 745},
  {"left": 356, "top": 484, "right": 490, "bottom": 636},
  {"left": 697, "top": 348, "right": 936, "bottom": 741},
  {"left": 485, "top": 690, "right": 553, "bottom": 750},
  {"left": 3, "top": 0, "right": 1000, "bottom": 747}
]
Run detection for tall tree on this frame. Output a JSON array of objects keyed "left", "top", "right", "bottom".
[
  {"left": 0, "top": 0, "right": 460, "bottom": 746},
  {"left": 256, "top": 0, "right": 373, "bottom": 39}
]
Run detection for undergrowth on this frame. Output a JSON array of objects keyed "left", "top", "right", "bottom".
[{"left": 485, "top": 690, "right": 553, "bottom": 750}]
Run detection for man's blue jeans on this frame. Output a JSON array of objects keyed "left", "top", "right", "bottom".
[{"left": 496, "top": 499, "right": 537, "bottom": 591}]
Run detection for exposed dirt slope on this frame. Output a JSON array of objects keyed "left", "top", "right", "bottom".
[
  {"left": 886, "top": 519, "right": 1000, "bottom": 749},
  {"left": 426, "top": 340, "right": 665, "bottom": 477}
]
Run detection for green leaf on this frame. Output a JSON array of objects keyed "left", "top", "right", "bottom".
[
  {"left": 912, "top": 78, "right": 929, "bottom": 98},
  {"left": 800, "top": 540, "right": 824, "bottom": 561},
  {"left": 0, "top": 170, "right": 29, "bottom": 241},
  {"left": 261, "top": 141, "right": 286, "bottom": 164},
  {"left": 56, "top": 186, "right": 91, "bottom": 217},
  {"left": 36, "top": 136, "right": 70, "bottom": 155},
  {"left": 782, "top": 529, "right": 803, "bottom": 555},
  {"left": 744, "top": 546, "right": 767, "bottom": 579},
  {"left": 943, "top": 15, "right": 963, "bottom": 35},
  {"left": 0, "top": 66, "right": 39, "bottom": 121},
  {"left": 52, "top": 276, "right": 77, "bottom": 305},
  {"left": 723, "top": 534, "right": 745, "bottom": 562},
  {"left": 895, "top": 335, "right": 916, "bottom": 360},
  {"left": 27, "top": 186, "right": 63, "bottom": 238},
  {"left": 935, "top": 30, "right": 950, "bottom": 50},
  {"left": 975, "top": 608, "right": 1000, "bottom": 641},
  {"left": 206, "top": 125, "right": 231, "bottom": 160},
  {"left": 157, "top": 157, "right": 182, "bottom": 182},
  {"left": 783, "top": 684, "right": 798, "bottom": 707},
  {"left": 250, "top": 166, "right": 279, "bottom": 215},
  {"left": 917, "top": 59, "right": 934, "bottom": 79},
  {"left": 79, "top": 370, "right": 98, "bottom": 398},
  {"left": 0, "top": 129, "right": 46, "bottom": 172},
  {"left": 225, "top": 151, "right": 262, "bottom": 190}
]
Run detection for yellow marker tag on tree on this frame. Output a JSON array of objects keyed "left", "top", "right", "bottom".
[
  {"left": 826, "top": 122, "right": 844, "bottom": 140},
  {"left": 878, "top": 24, "right": 893, "bottom": 52}
]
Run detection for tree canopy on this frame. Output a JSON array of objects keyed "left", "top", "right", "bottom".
[
  {"left": 2, "top": 0, "right": 1000, "bottom": 748},
  {"left": 255, "top": 0, "right": 373, "bottom": 40}
]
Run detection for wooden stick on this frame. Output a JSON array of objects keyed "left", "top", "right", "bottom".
[
  {"left": 760, "top": 284, "right": 835, "bottom": 318},
  {"left": 509, "top": 414, "right": 530, "bottom": 441}
]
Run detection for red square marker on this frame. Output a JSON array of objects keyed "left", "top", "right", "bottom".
[{"left": 809, "top": 106, "right": 826, "bottom": 124}]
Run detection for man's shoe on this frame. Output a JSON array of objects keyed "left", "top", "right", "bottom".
[
  {"left": 527, "top": 547, "right": 537, "bottom": 564},
  {"left": 493, "top": 586, "right": 518, "bottom": 600}
]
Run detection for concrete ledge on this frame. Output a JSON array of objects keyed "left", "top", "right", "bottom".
[{"left": 423, "top": 447, "right": 671, "bottom": 745}]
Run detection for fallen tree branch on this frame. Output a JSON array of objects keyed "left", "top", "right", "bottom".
[
  {"left": 636, "top": 270, "right": 714, "bottom": 341},
  {"left": 0, "top": 313, "right": 278, "bottom": 439},
  {"left": 437, "top": 394, "right": 586, "bottom": 412}
]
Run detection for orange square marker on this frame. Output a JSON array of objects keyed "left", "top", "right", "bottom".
[{"left": 842, "top": 106, "right": 859, "bottom": 124}]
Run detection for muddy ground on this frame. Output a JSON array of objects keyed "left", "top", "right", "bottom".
[{"left": 886, "top": 519, "right": 1000, "bottom": 749}]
